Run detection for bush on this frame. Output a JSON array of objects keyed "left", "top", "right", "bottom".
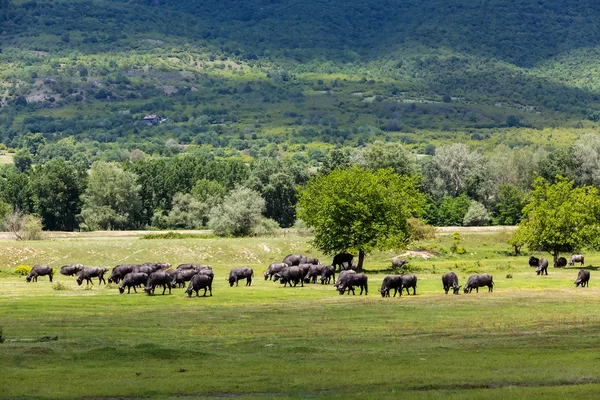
[
  {"left": 463, "top": 201, "right": 491, "bottom": 226},
  {"left": 408, "top": 218, "right": 436, "bottom": 240},
  {"left": 14, "top": 265, "right": 31, "bottom": 276},
  {"left": 208, "top": 186, "right": 265, "bottom": 237},
  {"left": 252, "top": 218, "right": 280, "bottom": 237},
  {"left": 52, "top": 282, "right": 69, "bottom": 291},
  {"left": 293, "top": 219, "right": 313, "bottom": 237},
  {"left": 4, "top": 210, "right": 44, "bottom": 241}
]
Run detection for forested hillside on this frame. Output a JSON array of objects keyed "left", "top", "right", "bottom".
[{"left": 2, "top": 0, "right": 600, "bottom": 161}]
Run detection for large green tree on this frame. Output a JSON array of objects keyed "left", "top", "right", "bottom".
[
  {"left": 297, "top": 167, "right": 425, "bottom": 270},
  {"left": 514, "top": 177, "right": 600, "bottom": 266},
  {"left": 80, "top": 162, "right": 143, "bottom": 230},
  {"left": 29, "top": 159, "right": 87, "bottom": 231}
]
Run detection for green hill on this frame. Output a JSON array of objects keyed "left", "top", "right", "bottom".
[{"left": 2, "top": 0, "right": 600, "bottom": 157}]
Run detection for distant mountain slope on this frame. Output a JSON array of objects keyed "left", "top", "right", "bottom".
[{"left": 2, "top": 0, "right": 600, "bottom": 153}]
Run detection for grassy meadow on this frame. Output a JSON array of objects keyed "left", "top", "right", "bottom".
[{"left": 2, "top": 229, "right": 600, "bottom": 399}]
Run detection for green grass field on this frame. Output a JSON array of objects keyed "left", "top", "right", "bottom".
[{"left": 2, "top": 231, "right": 600, "bottom": 399}]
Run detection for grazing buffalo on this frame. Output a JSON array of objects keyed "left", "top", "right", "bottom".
[
  {"left": 297, "top": 263, "right": 313, "bottom": 280},
  {"left": 282, "top": 254, "right": 308, "bottom": 266},
  {"left": 379, "top": 275, "right": 402, "bottom": 297},
  {"left": 60, "top": 264, "right": 84, "bottom": 276},
  {"left": 304, "top": 264, "right": 326, "bottom": 283},
  {"left": 464, "top": 274, "right": 494, "bottom": 294},
  {"left": 305, "top": 257, "right": 320, "bottom": 265},
  {"left": 26, "top": 265, "right": 54, "bottom": 282},
  {"left": 197, "top": 267, "right": 214, "bottom": 280},
  {"left": 335, "top": 270, "right": 356, "bottom": 286},
  {"left": 442, "top": 272, "right": 461, "bottom": 294},
  {"left": 108, "top": 264, "right": 140, "bottom": 284},
  {"left": 176, "top": 263, "right": 210, "bottom": 271},
  {"left": 119, "top": 272, "right": 148, "bottom": 294},
  {"left": 332, "top": 253, "right": 353, "bottom": 271},
  {"left": 264, "top": 263, "right": 288, "bottom": 280},
  {"left": 144, "top": 270, "right": 175, "bottom": 295},
  {"left": 528, "top": 256, "right": 540, "bottom": 268},
  {"left": 273, "top": 266, "right": 303, "bottom": 287},
  {"left": 186, "top": 273, "right": 213, "bottom": 297},
  {"left": 336, "top": 273, "right": 368, "bottom": 295},
  {"left": 536, "top": 258, "right": 549, "bottom": 275},
  {"left": 392, "top": 257, "right": 408, "bottom": 270},
  {"left": 569, "top": 255, "right": 585, "bottom": 267},
  {"left": 133, "top": 264, "right": 158, "bottom": 275},
  {"left": 320, "top": 265, "right": 336, "bottom": 285},
  {"left": 174, "top": 268, "right": 200, "bottom": 288},
  {"left": 555, "top": 257, "right": 567, "bottom": 268},
  {"left": 228, "top": 267, "right": 254, "bottom": 287},
  {"left": 143, "top": 262, "right": 171, "bottom": 270},
  {"left": 399, "top": 274, "right": 418, "bottom": 296},
  {"left": 76, "top": 267, "right": 108, "bottom": 285},
  {"left": 575, "top": 270, "right": 590, "bottom": 287}
]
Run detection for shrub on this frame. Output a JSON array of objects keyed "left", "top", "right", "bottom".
[
  {"left": 208, "top": 186, "right": 265, "bottom": 237},
  {"left": 14, "top": 265, "right": 31, "bottom": 276},
  {"left": 293, "top": 219, "right": 313, "bottom": 237},
  {"left": 52, "top": 282, "right": 69, "bottom": 291},
  {"left": 252, "top": 218, "right": 280, "bottom": 237},
  {"left": 463, "top": 201, "right": 491, "bottom": 226},
  {"left": 408, "top": 218, "right": 436, "bottom": 241},
  {"left": 4, "top": 210, "right": 44, "bottom": 241}
]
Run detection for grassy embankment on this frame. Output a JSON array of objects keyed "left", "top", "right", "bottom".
[{"left": 2, "top": 230, "right": 600, "bottom": 399}]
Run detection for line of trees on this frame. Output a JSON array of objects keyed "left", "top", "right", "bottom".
[{"left": 3, "top": 134, "right": 600, "bottom": 236}]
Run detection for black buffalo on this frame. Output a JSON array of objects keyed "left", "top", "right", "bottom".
[
  {"left": 442, "top": 272, "right": 461, "bottom": 294},
  {"left": 392, "top": 257, "right": 408, "bottom": 270},
  {"left": 77, "top": 267, "right": 108, "bottom": 285},
  {"left": 379, "top": 275, "right": 402, "bottom": 297},
  {"left": 528, "top": 256, "right": 540, "bottom": 267},
  {"left": 119, "top": 272, "right": 148, "bottom": 294},
  {"left": 569, "top": 255, "right": 585, "bottom": 266},
  {"left": 60, "top": 264, "right": 84, "bottom": 276},
  {"left": 186, "top": 273, "right": 213, "bottom": 297},
  {"left": 332, "top": 253, "right": 353, "bottom": 271},
  {"left": 336, "top": 273, "right": 368, "bottom": 295},
  {"left": 273, "top": 266, "right": 304, "bottom": 287},
  {"left": 464, "top": 274, "right": 494, "bottom": 293},
  {"left": 144, "top": 270, "right": 175, "bottom": 295},
  {"left": 320, "top": 265, "right": 336, "bottom": 284},
  {"left": 282, "top": 254, "right": 308, "bottom": 266},
  {"left": 554, "top": 257, "right": 567, "bottom": 268},
  {"left": 174, "top": 268, "right": 200, "bottom": 288},
  {"left": 26, "top": 265, "right": 54, "bottom": 282},
  {"left": 304, "top": 264, "right": 326, "bottom": 283},
  {"left": 536, "top": 258, "right": 549, "bottom": 275},
  {"left": 575, "top": 270, "right": 590, "bottom": 287},
  {"left": 305, "top": 257, "right": 320, "bottom": 265},
  {"left": 108, "top": 264, "right": 140, "bottom": 284},
  {"left": 228, "top": 267, "right": 254, "bottom": 287},
  {"left": 297, "top": 263, "right": 313, "bottom": 280},
  {"left": 264, "top": 263, "right": 288, "bottom": 280},
  {"left": 399, "top": 274, "right": 418, "bottom": 296}
]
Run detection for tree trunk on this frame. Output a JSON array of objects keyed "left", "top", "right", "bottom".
[
  {"left": 357, "top": 249, "right": 365, "bottom": 272},
  {"left": 552, "top": 249, "right": 559, "bottom": 267}
]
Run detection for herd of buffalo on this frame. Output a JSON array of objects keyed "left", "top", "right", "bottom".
[{"left": 22, "top": 252, "right": 592, "bottom": 296}]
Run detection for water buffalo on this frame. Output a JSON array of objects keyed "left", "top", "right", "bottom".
[
  {"left": 464, "top": 274, "right": 494, "bottom": 293},
  {"left": 174, "top": 268, "right": 200, "bottom": 288},
  {"left": 144, "top": 270, "right": 175, "bottom": 295},
  {"left": 133, "top": 264, "right": 158, "bottom": 275},
  {"left": 442, "top": 272, "right": 461, "bottom": 294},
  {"left": 536, "top": 258, "right": 549, "bottom": 275},
  {"left": 320, "top": 265, "right": 336, "bottom": 284},
  {"left": 392, "top": 257, "right": 408, "bottom": 270},
  {"left": 379, "top": 275, "right": 402, "bottom": 297},
  {"left": 336, "top": 273, "right": 368, "bottom": 295},
  {"left": 304, "top": 264, "right": 326, "bottom": 283},
  {"left": 282, "top": 254, "right": 308, "bottom": 266},
  {"left": 305, "top": 257, "right": 320, "bottom": 265},
  {"left": 77, "top": 267, "right": 109, "bottom": 285},
  {"left": 176, "top": 264, "right": 211, "bottom": 271},
  {"left": 119, "top": 272, "right": 148, "bottom": 294},
  {"left": 528, "top": 256, "right": 540, "bottom": 267},
  {"left": 197, "top": 267, "right": 215, "bottom": 280},
  {"left": 399, "top": 274, "right": 418, "bottom": 295},
  {"left": 575, "top": 270, "right": 590, "bottom": 287},
  {"left": 108, "top": 264, "right": 140, "bottom": 284},
  {"left": 297, "top": 263, "right": 313, "bottom": 280},
  {"left": 332, "top": 253, "right": 353, "bottom": 271},
  {"left": 569, "top": 255, "right": 585, "bottom": 266},
  {"left": 335, "top": 270, "right": 356, "bottom": 286},
  {"left": 186, "top": 273, "right": 213, "bottom": 297},
  {"left": 555, "top": 257, "right": 567, "bottom": 268},
  {"left": 143, "top": 262, "right": 171, "bottom": 270},
  {"left": 59, "top": 264, "right": 84, "bottom": 276},
  {"left": 26, "top": 265, "right": 54, "bottom": 282},
  {"left": 264, "top": 263, "right": 288, "bottom": 280},
  {"left": 273, "top": 266, "right": 303, "bottom": 287},
  {"left": 228, "top": 267, "right": 254, "bottom": 287}
]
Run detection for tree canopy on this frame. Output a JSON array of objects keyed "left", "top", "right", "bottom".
[
  {"left": 297, "top": 167, "right": 425, "bottom": 270},
  {"left": 514, "top": 177, "right": 600, "bottom": 265}
]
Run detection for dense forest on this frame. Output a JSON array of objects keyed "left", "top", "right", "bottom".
[{"left": 2, "top": 0, "right": 600, "bottom": 231}]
